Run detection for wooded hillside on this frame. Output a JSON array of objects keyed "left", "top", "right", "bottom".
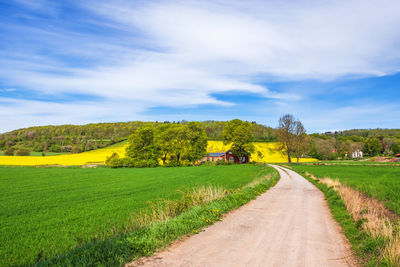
[{"left": 0, "top": 121, "right": 277, "bottom": 153}]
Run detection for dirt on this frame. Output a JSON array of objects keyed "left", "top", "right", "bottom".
[{"left": 127, "top": 165, "right": 357, "bottom": 267}]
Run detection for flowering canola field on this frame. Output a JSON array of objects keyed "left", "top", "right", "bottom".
[
  {"left": 0, "top": 142, "right": 127, "bottom": 166},
  {"left": 207, "top": 141, "right": 317, "bottom": 163},
  {"left": 0, "top": 141, "right": 316, "bottom": 166}
]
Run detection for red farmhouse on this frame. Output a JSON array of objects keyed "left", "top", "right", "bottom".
[{"left": 201, "top": 150, "right": 249, "bottom": 164}]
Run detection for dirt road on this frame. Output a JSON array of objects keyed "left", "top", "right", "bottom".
[{"left": 129, "top": 165, "right": 356, "bottom": 267}]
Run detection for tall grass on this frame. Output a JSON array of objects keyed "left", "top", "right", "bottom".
[{"left": 131, "top": 185, "right": 230, "bottom": 228}]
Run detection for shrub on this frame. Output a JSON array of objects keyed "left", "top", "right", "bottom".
[
  {"left": 181, "top": 160, "right": 193, "bottom": 167},
  {"left": 105, "top": 153, "right": 119, "bottom": 166},
  {"left": 147, "top": 159, "right": 159, "bottom": 168},
  {"left": 4, "top": 148, "right": 15, "bottom": 156},
  {"left": 164, "top": 161, "right": 180, "bottom": 167},
  {"left": 216, "top": 160, "right": 233, "bottom": 166},
  {"left": 122, "top": 157, "right": 135, "bottom": 168},
  {"left": 71, "top": 146, "right": 81, "bottom": 153},
  {"left": 134, "top": 160, "right": 148, "bottom": 168},
  {"left": 15, "top": 149, "right": 30, "bottom": 156},
  {"left": 108, "top": 157, "right": 123, "bottom": 168},
  {"left": 49, "top": 144, "right": 61, "bottom": 153}
]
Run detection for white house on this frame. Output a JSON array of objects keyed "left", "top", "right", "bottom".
[{"left": 351, "top": 150, "right": 363, "bottom": 159}]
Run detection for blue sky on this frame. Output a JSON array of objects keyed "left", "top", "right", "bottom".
[{"left": 0, "top": 0, "right": 399, "bottom": 133}]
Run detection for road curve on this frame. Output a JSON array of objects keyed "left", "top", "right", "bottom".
[{"left": 128, "top": 165, "right": 356, "bottom": 267}]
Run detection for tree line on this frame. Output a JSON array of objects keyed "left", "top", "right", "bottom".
[
  {"left": 276, "top": 114, "right": 400, "bottom": 162},
  {"left": 0, "top": 120, "right": 276, "bottom": 156},
  {"left": 106, "top": 120, "right": 255, "bottom": 168},
  {"left": 308, "top": 134, "right": 400, "bottom": 160}
]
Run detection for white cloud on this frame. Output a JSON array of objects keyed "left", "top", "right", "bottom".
[{"left": 1, "top": 0, "right": 400, "bottom": 131}]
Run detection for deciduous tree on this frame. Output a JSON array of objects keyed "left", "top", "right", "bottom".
[
  {"left": 126, "top": 125, "right": 159, "bottom": 164},
  {"left": 185, "top": 122, "right": 208, "bottom": 165},
  {"left": 222, "top": 119, "right": 255, "bottom": 159},
  {"left": 293, "top": 120, "right": 309, "bottom": 163},
  {"left": 277, "top": 115, "right": 311, "bottom": 163},
  {"left": 363, "top": 137, "right": 382, "bottom": 156}
]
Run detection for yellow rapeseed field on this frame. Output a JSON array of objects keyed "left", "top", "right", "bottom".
[
  {"left": 207, "top": 141, "right": 317, "bottom": 163},
  {"left": 0, "top": 142, "right": 127, "bottom": 166},
  {"left": 0, "top": 141, "right": 316, "bottom": 166}
]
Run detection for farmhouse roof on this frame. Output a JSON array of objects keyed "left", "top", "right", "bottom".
[{"left": 208, "top": 152, "right": 226, "bottom": 157}]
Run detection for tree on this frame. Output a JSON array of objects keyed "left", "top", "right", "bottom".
[
  {"left": 4, "top": 147, "right": 15, "bottom": 156},
  {"left": 126, "top": 126, "right": 159, "bottom": 165},
  {"left": 383, "top": 137, "right": 396, "bottom": 155},
  {"left": 164, "top": 124, "right": 189, "bottom": 164},
  {"left": 315, "top": 138, "right": 336, "bottom": 160},
  {"left": 0, "top": 139, "right": 5, "bottom": 150},
  {"left": 155, "top": 124, "right": 173, "bottom": 164},
  {"left": 15, "top": 149, "right": 30, "bottom": 156},
  {"left": 185, "top": 122, "right": 208, "bottom": 165},
  {"left": 293, "top": 120, "right": 309, "bottom": 163},
  {"left": 257, "top": 150, "right": 264, "bottom": 161},
  {"left": 222, "top": 119, "right": 255, "bottom": 159},
  {"left": 393, "top": 141, "right": 400, "bottom": 154},
  {"left": 363, "top": 137, "right": 382, "bottom": 156},
  {"left": 277, "top": 114, "right": 307, "bottom": 163}
]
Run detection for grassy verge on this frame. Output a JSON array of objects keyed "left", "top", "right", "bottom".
[
  {"left": 290, "top": 166, "right": 392, "bottom": 266},
  {"left": 36, "top": 167, "right": 279, "bottom": 266}
]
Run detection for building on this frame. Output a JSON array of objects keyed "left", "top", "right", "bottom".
[
  {"left": 201, "top": 150, "right": 250, "bottom": 164},
  {"left": 351, "top": 150, "right": 363, "bottom": 159}
]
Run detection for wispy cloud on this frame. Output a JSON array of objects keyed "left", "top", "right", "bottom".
[{"left": 0, "top": 0, "right": 399, "bottom": 132}]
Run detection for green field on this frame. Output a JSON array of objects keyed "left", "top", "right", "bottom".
[
  {"left": 291, "top": 164, "right": 400, "bottom": 214},
  {"left": 0, "top": 164, "right": 273, "bottom": 266},
  {"left": 300, "top": 160, "right": 400, "bottom": 166}
]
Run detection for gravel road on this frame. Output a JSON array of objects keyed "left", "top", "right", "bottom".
[{"left": 128, "top": 165, "right": 356, "bottom": 267}]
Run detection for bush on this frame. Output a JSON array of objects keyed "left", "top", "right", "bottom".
[
  {"left": 164, "top": 161, "right": 180, "bottom": 167},
  {"left": 181, "top": 160, "right": 193, "bottom": 167},
  {"left": 71, "top": 146, "right": 81, "bottom": 153},
  {"left": 122, "top": 157, "right": 135, "bottom": 168},
  {"left": 147, "top": 159, "right": 159, "bottom": 168},
  {"left": 49, "top": 144, "right": 61, "bottom": 153},
  {"left": 4, "top": 148, "right": 15, "bottom": 156},
  {"left": 134, "top": 160, "right": 148, "bottom": 168},
  {"left": 216, "top": 160, "right": 233, "bottom": 166},
  {"left": 15, "top": 149, "right": 30, "bottom": 156},
  {"left": 105, "top": 153, "right": 119, "bottom": 166},
  {"left": 108, "top": 157, "right": 123, "bottom": 168}
]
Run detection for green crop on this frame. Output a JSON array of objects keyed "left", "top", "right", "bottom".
[{"left": 0, "top": 164, "right": 271, "bottom": 266}]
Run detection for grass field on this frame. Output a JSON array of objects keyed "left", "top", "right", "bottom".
[
  {"left": 0, "top": 164, "right": 273, "bottom": 266},
  {"left": 301, "top": 160, "right": 400, "bottom": 166},
  {"left": 0, "top": 140, "right": 316, "bottom": 166},
  {"left": 291, "top": 164, "right": 400, "bottom": 214}
]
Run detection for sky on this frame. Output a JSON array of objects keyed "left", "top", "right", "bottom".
[{"left": 0, "top": 0, "right": 399, "bottom": 133}]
